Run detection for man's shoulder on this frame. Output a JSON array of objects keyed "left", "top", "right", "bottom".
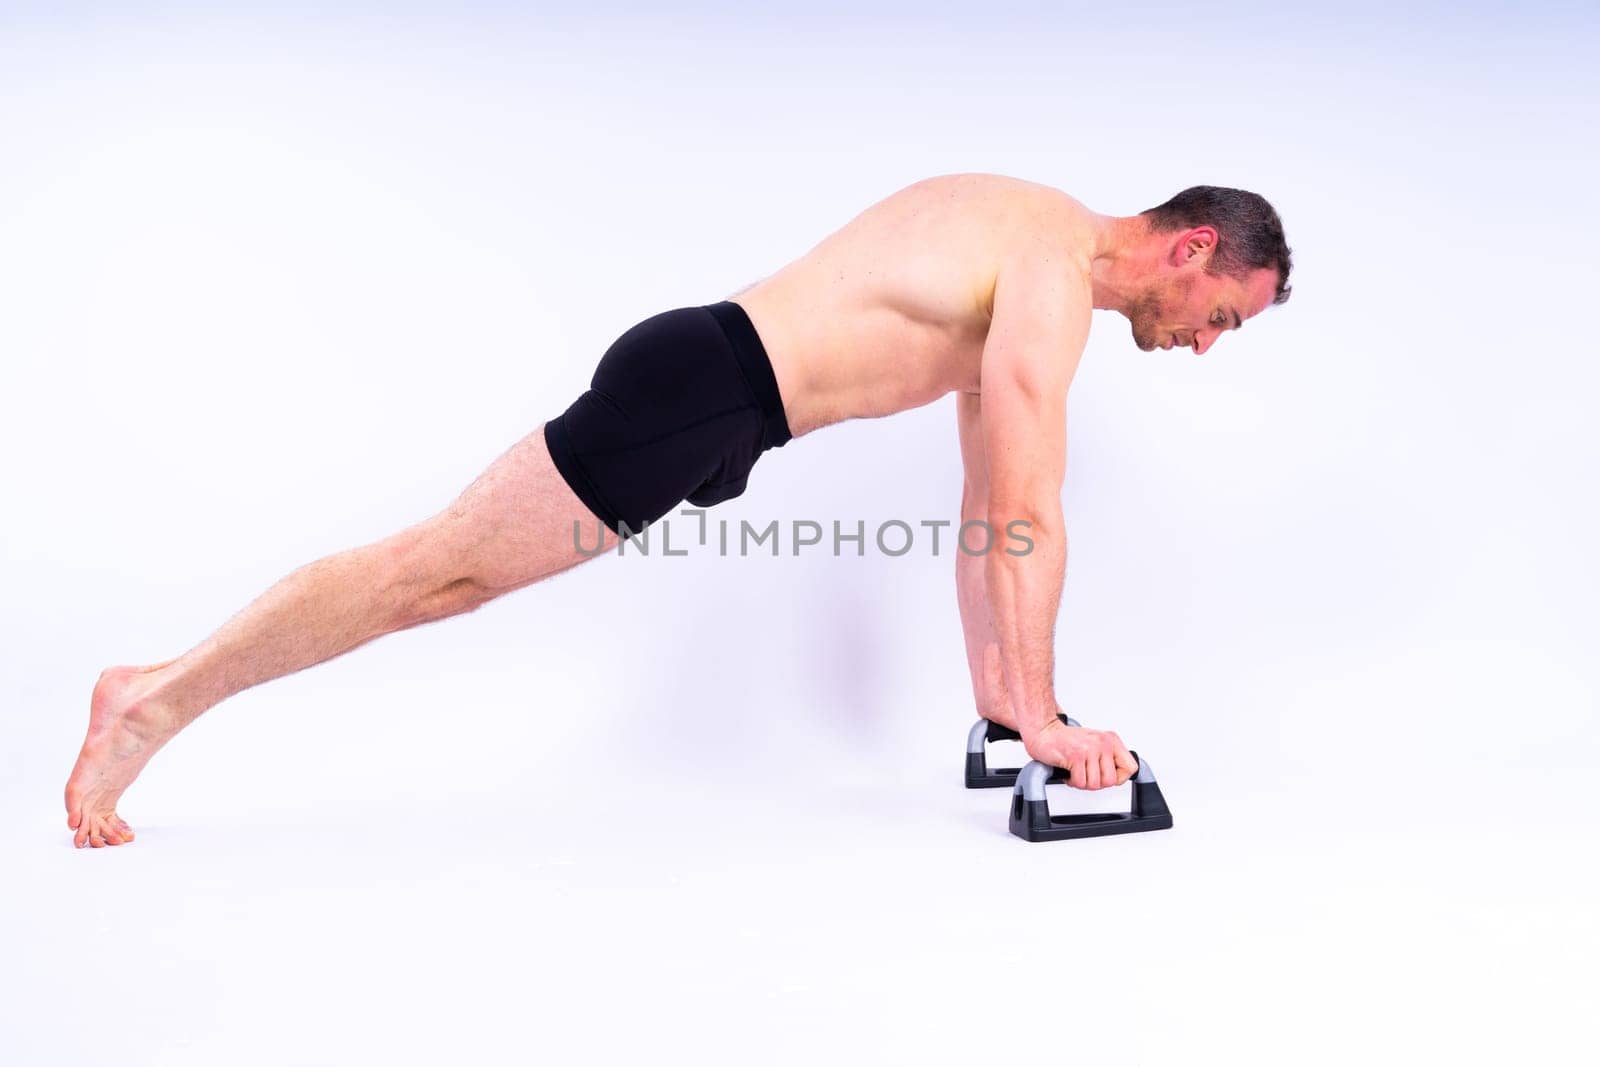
[{"left": 1006, "top": 185, "right": 1098, "bottom": 272}]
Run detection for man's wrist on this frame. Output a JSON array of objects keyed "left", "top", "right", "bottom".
[{"left": 1015, "top": 706, "right": 1061, "bottom": 741}]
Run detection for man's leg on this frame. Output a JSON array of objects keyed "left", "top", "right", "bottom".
[{"left": 64, "top": 424, "right": 618, "bottom": 847}]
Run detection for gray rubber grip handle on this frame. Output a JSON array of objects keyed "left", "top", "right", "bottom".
[{"left": 966, "top": 715, "right": 1083, "bottom": 753}]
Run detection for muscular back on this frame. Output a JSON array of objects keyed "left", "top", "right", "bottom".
[{"left": 733, "top": 172, "right": 1096, "bottom": 437}]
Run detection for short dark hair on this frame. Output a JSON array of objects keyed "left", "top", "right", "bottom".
[{"left": 1141, "top": 186, "right": 1293, "bottom": 306}]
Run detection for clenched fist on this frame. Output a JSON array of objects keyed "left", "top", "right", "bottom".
[{"left": 1022, "top": 715, "right": 1138, "bottom": 790}]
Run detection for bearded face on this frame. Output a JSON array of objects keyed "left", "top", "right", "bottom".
[
  {"left": 1127, "top": 272, "right": 1200, "bottom": 351},
  {"left": 1127, "top": 286, "right": 1168, "bottom": 351}
]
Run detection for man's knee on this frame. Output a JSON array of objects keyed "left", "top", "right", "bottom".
[
  {"left": 380, "top": 524, "right": 498, "bottom": 629},
  {"left": 405, "top": 575, "right": 496, "bottom": 627}
]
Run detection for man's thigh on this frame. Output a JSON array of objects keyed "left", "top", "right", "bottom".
[{"left": 413, "top": 422, "right": 619, "bottom": 595}]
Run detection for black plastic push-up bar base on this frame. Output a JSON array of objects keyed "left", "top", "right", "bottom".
[
  {"left": 1007, "top": 752, "right": 1174, "bottom": 842},
  {"left": 963, "top": 714, "right": 1079, "bottom": 788}
]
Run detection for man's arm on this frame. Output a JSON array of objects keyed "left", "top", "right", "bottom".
[
  {"left": 978, "top": 247, "right": 1137, "bottom": 788},
  {"left": 954, "top": 392, "right": 1011, "bottom": 725}
]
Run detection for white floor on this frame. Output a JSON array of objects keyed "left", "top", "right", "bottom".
[{"left": 5, "top": 655, "right": 1593, "bottom": 1065}]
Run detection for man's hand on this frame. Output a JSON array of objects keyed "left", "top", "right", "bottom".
[{"left": 1021, "top": 715, "right": 1138, "bottom": 790}]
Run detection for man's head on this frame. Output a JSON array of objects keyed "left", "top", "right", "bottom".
[{"left": 1123, "top": 186, "right": 1293, "bottom": 355}]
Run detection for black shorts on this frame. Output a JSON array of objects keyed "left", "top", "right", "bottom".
[{"left": 543, "top": 300, "right": 793, "bottom": 534}]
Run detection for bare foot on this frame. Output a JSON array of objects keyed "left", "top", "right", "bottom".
[{"left": 64, "top": 661, "right": 184, "bottom": 848}]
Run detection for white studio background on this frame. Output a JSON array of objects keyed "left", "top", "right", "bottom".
[{"left": 1, "top": 2, "right": 1596, "bottom": 1064}]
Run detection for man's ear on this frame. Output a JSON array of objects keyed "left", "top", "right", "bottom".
[{"left": 1172, "top": 225, "right": 1219, "bottom": 266}]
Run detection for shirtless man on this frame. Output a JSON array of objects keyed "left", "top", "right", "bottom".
[{"left": 64, "top": 172, "right": 1292, "bottom": 847}]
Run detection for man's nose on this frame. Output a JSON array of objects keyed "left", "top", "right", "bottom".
[{"left": 1193, "top": 330, "right": 1215, "bottom": 356}]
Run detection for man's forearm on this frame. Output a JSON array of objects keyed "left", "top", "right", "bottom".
[
  {"left": 982, "top": 513, "right": 1066, "bottom": 734},
  {"left": 956, "top": 550, "right": 1004, "bottom": 717}
]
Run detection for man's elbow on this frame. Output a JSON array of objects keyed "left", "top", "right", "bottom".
[
  {"left": 982, "top": 495, "right": 1064, "bottom": 559},
  {"left": 987, "top": 491, "right": 1063, "bottom": 535}
]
